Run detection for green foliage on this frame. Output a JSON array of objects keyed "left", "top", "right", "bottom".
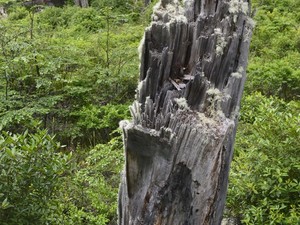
[
  {"left": 7, "top": 6, "right": 28, "bottom": 20},
  {"left": 226, "top": 93, "right": 300, "bottom": 224},
  {"left": 0, "top": 1, "right": 139, "bottom": 224},
  {"left": 57, "top": 135, "right": 124, "bottom": 224},
  {"left": 0, "top": 129, "right": 71, "bottom": 225},
  {"left": 246, "top": 55, "right": 300, "bottom": 100},
  {"left": 246, "top": 0, "right": 300, "bottom": 100},
  {"left": 0, "top": 5, "right": 138, "bottom": 224},
  {"left": 226, "top": 2, "right": 300, "bottom": 223},
  {"left": 0, "top": 0, "right": 299, "bottom": 224},
  {"left": 70, "top": 104, "right": 130, "bottom": 146},
  {"left": 0, "top": 5, "right": 143, "bottom": 146},
  {"left": 90, "top": 0, "right": 142, "bottom": 14},
  {"left": 0, "top": 128, "right": 124, "bottom": 225},
  {"left": 37, "top": 6, "right": 105, "bottom": 32}
]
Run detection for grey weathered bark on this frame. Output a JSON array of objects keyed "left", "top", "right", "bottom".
[
  {"left": 74, "top": 0, "right": 88, "bottom": 8},
  {"left": 144, "top": 0, "right": 151, "bottom": 6},
  {"left": 119, "top": 0, "right": 254, "bottom": 224},
  {"left": 0, "top": 7, "right": 7, "bottom": 18}
]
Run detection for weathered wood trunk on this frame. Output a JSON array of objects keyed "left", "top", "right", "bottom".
[
  {"left": 144, "top": 0, "right": 151, "bottom": 6},
  {"left": 74, "top": 0, "right": 88, "bottom": 8},
  {"left": 119, "top": 0, "right": 253, "bottom": 224}
]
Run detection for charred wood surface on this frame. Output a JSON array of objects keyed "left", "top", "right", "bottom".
[{"left": 119, "top": 0, "right": 253, "bottom": 224}]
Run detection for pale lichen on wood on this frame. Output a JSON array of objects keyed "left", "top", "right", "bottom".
[{"left": 119, "top": 0, "right": 253, "bottom": 224}]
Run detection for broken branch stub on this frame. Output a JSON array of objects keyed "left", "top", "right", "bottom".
[{"left": 119, "top": 0, "right": 253, "bottom": 224}]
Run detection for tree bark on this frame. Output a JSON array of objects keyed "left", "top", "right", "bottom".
[
  {"left": 119, "top": 0, "right": 254, "bottom": 224},
  {"left": 144, "top": 0, "right": 151, "bottom": 6},
  {"left": 74, "top": 0, "right": 88, "bottom": 8}
]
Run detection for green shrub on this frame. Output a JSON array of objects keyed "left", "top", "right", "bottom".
[
  {"left": 56, "top": 135, "right": 124, "bottom": 225},
  {"left": 37, "top": 6, "right": 105, "bottom": 31},
  {"left": 0, "top": 129, "right": 71, "bottom": 225},
  {"left": 0, "top": 128, "right": 124, "bottom": 225},
  {"left": 70, "top": 104, "right": 130, "bottom": 145},
  {"left": 226, "top": 93, "right": 300, "bottom": 224},
  {"left": 246, "top": 55, "right": 300, "bottom": 100},
  {"left": 7, "top": 6, "right": 28, "bottom": 20},
  {"left": 247, "top": 0, "right": 300, "bottom": 101}
]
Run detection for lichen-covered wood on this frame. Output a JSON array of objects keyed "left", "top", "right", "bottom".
[{"left": 119, "top": 0, "right": 253, "bottom": 224}]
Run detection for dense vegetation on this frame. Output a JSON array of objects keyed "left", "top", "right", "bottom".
[
  {"left": 0, "top": 0, "right": 299, "bottom": 224},
  {"left": 226, "top": 0, "right": 300, "bottom": 223}
]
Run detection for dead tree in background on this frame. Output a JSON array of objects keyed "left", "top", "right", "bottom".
[
  {"left": 144, "top": 0, "right": 151, "bottom": 6},
  {"left": 119, "top": 0, "right": 254, "bottom": 224},
  {"left": 74, "top": 0, "right": 88, "bottom": 8}
]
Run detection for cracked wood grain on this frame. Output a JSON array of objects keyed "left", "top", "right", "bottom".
[{"left": 119, "top": 0, "right": 253, "bottom": 224}]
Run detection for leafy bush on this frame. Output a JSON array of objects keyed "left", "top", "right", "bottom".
[
  {"left": 0, "top": 6, "right": 142, "bottom": 146},
  {"left": 55, "top": 135, "right": 124, "bottom": 225},
  {"left": 0, "top": 128, "right": 125, "bottom": 225},
  {"left": 7, "top": 6, "right": 28, "bottom": 20},
  {"left": 70, "top": 104, "right": 130, "bottom": 145},
  {"left": 0, "top": 129, "right": 71, "bottom": 225},
  {"left": 246, "top": 0, "right": 300, "bottom": 101},
  {"left": 226, "top": 93, "right": 300, "bottom": 224},
  {"left": 246, "top": 56, "right": 300, "bottom": 100},
  {"left": 37, "top": 6, "right": 105, "bottom": 31}
]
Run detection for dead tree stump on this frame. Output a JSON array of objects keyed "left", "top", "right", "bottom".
[{"left": 119, "top": 0, "right": 253, "bottom": 224}]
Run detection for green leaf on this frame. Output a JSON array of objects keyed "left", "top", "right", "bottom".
[{"left": 1, "top": 198, "right": 12, "bottom": 209}]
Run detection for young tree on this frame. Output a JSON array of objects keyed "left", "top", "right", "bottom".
[{"left": 119, "top": 0, "right": 253, "bottom": 224}]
